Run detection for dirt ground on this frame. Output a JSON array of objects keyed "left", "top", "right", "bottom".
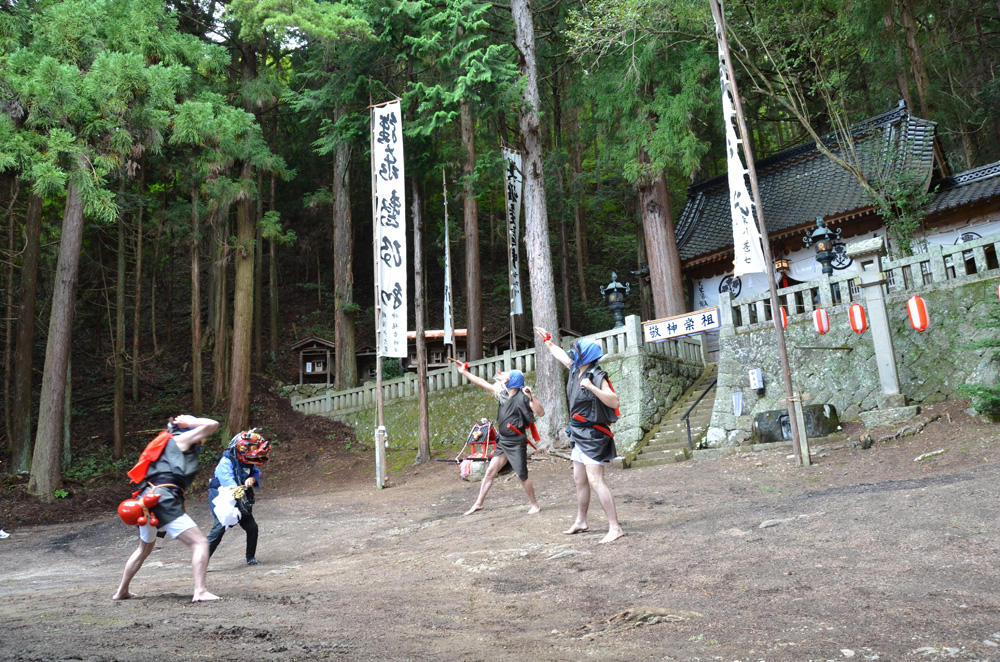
[{"left": 2, "top": 398, "right": 1000, "bottom": 661}]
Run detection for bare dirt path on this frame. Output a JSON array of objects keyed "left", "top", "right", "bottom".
[{"left": 2, "top": 401, "right": 1000, "bottom": 661}]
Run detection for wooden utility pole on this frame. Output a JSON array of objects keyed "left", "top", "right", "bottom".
[
  {"left": 709, "top": 0, "right": 809, "bottom": 465},
  {"left": 412, "top": 178, "right": 430, "bottom": 464}
]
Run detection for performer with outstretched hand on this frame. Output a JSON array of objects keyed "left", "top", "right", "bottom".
[
  {"left": 535, "top": 328, "right": 625, "bottom": 543},
  {"left": 452, "top": 360, "right": 544, "bottom": 515},
  {"left": 113, "top": 414, "right": 221, "bottom": 602}
]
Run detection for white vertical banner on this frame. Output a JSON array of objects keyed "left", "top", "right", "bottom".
[
  {"left": 712, "top": 9, "right": 766, "bottom": 277},
  {"left": 371, "top": 100, "right": 407, "bottom": 358},
  {"left": 502, "top": 147, "right": 524, "bottom": 316},
  {"left": 443, "top": 171, "right": 454, "bottom": 347}
]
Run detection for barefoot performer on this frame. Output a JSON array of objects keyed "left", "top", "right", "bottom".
[
  {"left": 535, "top": 329, "right": 625, "bottom": 543},
  {"left": 451, "top": 358, "right": 545, "bottom": 515},
  {"left": 113, "top": 414, "right": 221, "bottom": 602}
]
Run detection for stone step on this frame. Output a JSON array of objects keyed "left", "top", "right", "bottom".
[
  {"left": 643, "top": 436, "right": 692, "bottom": 450},
  {"left": 648, "top": 430, "right": 706, "bottom": 449},
  {"left": 652, "top": 420, "right": 709, "bottom": 437},
  {"left": 630, "top": 447, "right": 692, "bottom": 467},
  {"left": 625, "top": 364, "right": 718, "bottom": 469}
]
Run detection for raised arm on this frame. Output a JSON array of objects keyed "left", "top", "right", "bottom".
[
  {"left": 534, "top": 326, "right": 572, "bottom": 369},
  {"left": 170, "top": 414, "right": 220, "bottom": 452},
  {"left": 452, "top": 360, "right": 499, "bottom": 394}
]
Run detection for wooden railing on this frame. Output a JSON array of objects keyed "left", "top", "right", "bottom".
[
  {"left": 291, "top": 315, "right": 705, "bottom": 416},
  {"left": 720, "top": 234, "right": 1000, "bottom": 331}
]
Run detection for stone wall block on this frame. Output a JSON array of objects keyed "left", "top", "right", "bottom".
[{"left": 709, "top": 275, "right": 1000, "bottom": 444}]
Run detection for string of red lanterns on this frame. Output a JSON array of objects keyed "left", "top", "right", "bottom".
[{"left": 771, "top": 294, "right": 942, "bottom": 334}]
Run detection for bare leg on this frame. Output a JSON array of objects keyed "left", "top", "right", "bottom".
[
  {"left": 112, "top": 539, "right": 155, "bottom": 600},
  {"left": 520, "top": 477, "right": 540, "bottom": 513},
  {"left": 563, "top": 461, "right": 590, "bottom": 534},
  {"left": 464, "top": 455, "right": 508, "bottom": 515},
  {"left": 585, "top": 464, "right": 624, "bottom": 543},
  {"left": 177, "top": 527, "right": 220, "bottom": 602}
]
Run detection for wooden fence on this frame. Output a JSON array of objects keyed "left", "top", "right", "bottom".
[
  {"left": 291, "top": 315, "right": 705, "bottom": 417},
  {"left": 720, "top": 234, "right": 1000, "bottom": 331}
]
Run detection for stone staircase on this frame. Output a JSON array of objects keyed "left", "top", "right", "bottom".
[{"left": 625, "top": 365, "right": 718, "bottom": 468}]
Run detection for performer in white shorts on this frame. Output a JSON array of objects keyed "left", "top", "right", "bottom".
[
  {"left": 113, "top": 414, "right": 221, "bottom": 602},
  {"left": 536, "top": 329, "right": 625, "bottom": 543}
]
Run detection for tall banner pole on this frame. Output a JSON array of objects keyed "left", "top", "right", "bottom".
[
  {"left": 709, "top": 0, "right": 808, "bottom": 465},
  {"left": 370, "top": 99, "right": 408, "bottom": 487},
  {"left": 502, "top": 147, "right": 524, "bottom": 351},
  {"left": 442, "top": 168, "right": 454, "bottom": 354}
]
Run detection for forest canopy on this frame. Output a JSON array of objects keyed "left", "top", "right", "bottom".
[{"left": 2, "top": 0, "right": 999, "bottom": 496}]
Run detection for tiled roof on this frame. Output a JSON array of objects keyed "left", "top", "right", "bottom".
[
  {"left": 927, "top": 160, "right": 1000, "bottom": 215},
  {"left": 676, "top": 105, "right": 938, "bottom": 263}
]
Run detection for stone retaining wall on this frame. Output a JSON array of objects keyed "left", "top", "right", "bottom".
[{"left": 706, "top": 276, "right": 1000, "bottom": 447}]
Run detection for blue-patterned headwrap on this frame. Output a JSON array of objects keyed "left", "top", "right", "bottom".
[
  {"left": 570, "top": 339, "right": 603, "bottom": 371},
  {"left": 505, "top": 370, "right": 525, "bottom": 389}
]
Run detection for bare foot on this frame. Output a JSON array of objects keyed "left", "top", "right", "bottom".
[
  {"left": 192, "top": 591, "right": 221, "bottom": 602},
  {"left": 562, "top": 524, "right": 588, "bottom": 535},
  {"left": 112, "top": 591, "right": 137, "bottom": 601},
  {"left": 463, "top": 504, "right": 483, "bottom": 516},
  {"left": 599, "top": 528, "right": 625, "bottom": 544},
  {"left": 527, "top": 504, "right": 540, "bottom": 514}
]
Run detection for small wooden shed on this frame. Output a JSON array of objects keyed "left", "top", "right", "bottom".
[
  {"left": 405, "top": 329, "right": 467, "bottom": 370},
  {"left": 290, "top": 336, "right": 335, "bottom": 385}
]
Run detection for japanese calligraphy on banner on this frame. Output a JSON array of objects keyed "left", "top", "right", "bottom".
[
  {"left": 712, "top": 8, "right": 766, "bottom": 277},
  {"left": 443, "top": 200, "right": 454, "bottom": 346},
  {"left": 371, "top": 100, "right": 407, "bottom": 358},
  {"left": 502, "top": 147, "right": 524, "bottom": 316},
  {"left": 642, "top": 307, "right": 721, "bottom": 343}
]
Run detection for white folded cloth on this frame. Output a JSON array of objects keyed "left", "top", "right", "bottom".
[{"left": 212, "top": 486, "right": 241, "bottom": 529}]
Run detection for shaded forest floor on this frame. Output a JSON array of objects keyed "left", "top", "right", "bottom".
[{"left": 3, "top": 396, "right": 1000, "bottom": 660}]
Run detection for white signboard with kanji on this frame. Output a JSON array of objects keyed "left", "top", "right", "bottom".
[{"left": 642, "top": 307, "right": 720, "bottom": 342}]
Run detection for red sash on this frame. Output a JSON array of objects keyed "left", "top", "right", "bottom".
[
  {"left": 126, "top": 430, "right": 171, "bottom": 484},
  {"left": 571, "top": 413, "right": 614, "bottom": 439},
  {"left": 505, "top": 422, "right": 540, "bottom": 449}
]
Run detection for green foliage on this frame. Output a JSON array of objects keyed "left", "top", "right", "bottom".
[
  {"left": 54, "top": 489, "right": 70, "bottom": 499},
  {"left": 261, "top": 210, "right": 297, "bottom": 245},
  {"left": 381, "top": 357, "right": 404, "bottom": 380},
  {"left": 394, "top": 0, "right": 520, "bottom": 137},
  {"left": 339, "top": 301, "right": 362, "bottom": 314},
  {"left": 872, "top": 168, "right": 935, "bottom": 258},
  {"left": 566, "top": 0, "right": 717, "bottom": 183},
  {"left": 228, "top": 0, "right": 372, "bottom": 44},
  {"left": 63, "top": 448, "right": 132, "bottom": 482}
]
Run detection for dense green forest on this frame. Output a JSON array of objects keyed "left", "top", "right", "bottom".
[{"left": 2, "top": 0, "right": 999, "bottom": 498}]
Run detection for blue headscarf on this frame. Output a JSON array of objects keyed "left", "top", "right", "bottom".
[
  {"left": 506, "top": 370, "right": 525, "bottom": 389},
  {"left": 570, "top": 339, "right": 603, "bottom": 372}
]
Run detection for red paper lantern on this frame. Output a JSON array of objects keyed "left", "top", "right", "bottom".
[
  {"left": 907, "top": 295, "right": 929, "bottom": 332},
  {"left": 779, "top": 306, "right": 788, "bottom": 329},
  {"left": 849, "top": 302, "right": 867, "bottom": 334},
  {"left": 813, "top": 307, "right": 830, "bottom": 335}
]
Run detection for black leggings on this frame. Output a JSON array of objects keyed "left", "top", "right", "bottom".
[{"left": 207, "top": 508, "right": 258, "bottom": 561}]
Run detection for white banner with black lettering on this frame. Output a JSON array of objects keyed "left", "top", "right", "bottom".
[
  {"left": 502, "top": 147, "right": 524, "bottom": 316},
  {"left": 712, "top": 6, "right": 766, "bottom": 277},
  {"left": 371, "top": 100, "right": 407, "bottom": 357},
  {"left": 443, "top": 200, "right": 454, "bottom": 347}
]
